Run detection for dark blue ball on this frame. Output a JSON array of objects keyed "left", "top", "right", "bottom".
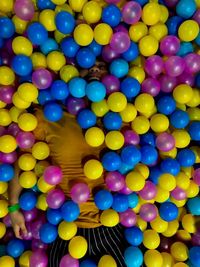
[
  {"left": 187, "top": 197, "right": 200, "bottom": 215},
  {"left": 160, "top": 158, "right": 180, "bottom": 176},
  {"left": 124, "top": 246, "right": 143, "bottom": 267},
  {"left": 112, "top": 193, "right": 129, "bottom": 212},
  {"left": 27, "top": 22, "right": 48, "bottom": 45},
  {"left": 157, "top": 96, "right": 176, "bottom": 115},
  {"left": 149, "top": 167, "right": 162, "bottom": 185},
  {"left": 94, "top": 190, "right": 113, "bottom": 210},
  {"left": 120, "top": 77, "right": 140, "bottom": 98},
  {"left": 88, "top": 40, "right": 102, "bottom": 57},
  {"left": 128, "top": 193, "right": 139, "bottom": 208},
  {"left": 80, "top": 260, "right": 97, "bottom": 267},
  {"left": 140, "top": 133, "right": 156, "bottom": 147},
  {"left": 76, "top": 48, "right": 96, "bottom": 69},
  {"left": 19, "top": 191, "right": 37, "bottom": 211},
  {"left": 189, "top": 246, "right": 200, "bottom": 267},
  {"left": 134, "top": 0, "right": 148, "bottom": 5},
  {"left": 159, "top": 202, "right": 178, "bottom": 222},
  {"left": 38, "top": 89, "right": 53, "bottom": 105},
  {"left": 39, "top": 223, "right": 58, "bottom": 244},
  {"left": 44, "top": 102, "right": 63, "bottom": 122},
  {"left": 61, "top": 201, "right": 80, "bottom": 222},
  {"left": 166, "top": 16, "right": 183, "bottom": 36},
  {"left": 195, "top": 73, "right": 200, "bottom": 88},
  {"left": 176, "top": 0, "right": 197, "bottom": 19},
  {"left": 125, "top": 226, "right": 143, "bottom": 246},
  {"left": 102, "top": 151, "right": 122, "bottom": 171},
  {"left": 50, "top": 80, "right": 69, "bottom": 100},
  {"left": 0, "top": 163, "right": 14, "bottom": 182},
  {"left": 122, "top": 42, "right": 139, "bottom": 62},
  {"left": 12, "top": 55, "right": 33, "bottom": 76},
  {"left": 140, "top": 145, "right": 158, "bottom": 165},
  {"left": 102, "top": 4, "right": 121, "bottom": 27},
  {"left": 188, "top": 122, "right": 200, "bottom": 141},
  {"left": 61, "top": 37, "right": 80, "bottom": 58},
  {"left": 176, "top": 148, "right": 196, "bottom": 167},
  {"left": 77, "top": 109, "right": 97, "bottom": 129},
  {"left": 55, "top": 11, "right": 75, "bottom": 34},
  {"left": 69, "top": 77, "right": 86, "bottom": 98},
  {"left": 7, "top": 239, "right": 24, "bottom": 258},
  {"left": 47, "top": 208, "right": 62, "bottom": 225},
  {"left": 121, "top": 145, "right": 141, "bottom": 166},
  {"left": 0, "top": 38, "right": 4, "bottom": 49},
  {"left": 103, "top": 112, "right": 122, "bottom": 130},
  {"left": 37, "top": 0, "right": 56, "bottom": 10},
  {"left": 0, "top": 17, "right": 15, "bottom": 39},
  {"left": 170, "top": 109, "right": 190, "bottom": 129},
  {"left": 40, "top": 38, "right": 58, "bottom": 55}
]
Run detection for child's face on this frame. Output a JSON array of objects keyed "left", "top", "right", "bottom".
[{"left": 87, "top": 61, "right": 107, "bottom": 81}]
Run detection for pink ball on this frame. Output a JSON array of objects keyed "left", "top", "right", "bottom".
[
  {"left": 101, "top": 74, "right": 120, "bottom": 95},
  {"left": 139, "top": 203, "right": 158, "bottom": 222},
  {"left": 43, "top": 166, "right": 63, "bottom": 185},
  {"left": 102, "top": 45, "right": 120, "bottom": 63},
  {"left": 171, "top": 186, "right": 186, "bottom": 200},
  {"left": 32, "top": 239, "right": 48, "bottom": 251},
  {"left": 30, "top": 251, "right": 48, "bottom": 267},
  {"left": 165, "top": 56, "right": 185, "bottom": 77},
  {"left": 160, "top": 35, "right": 180, "bottom": 56},
  {"left": 110, "top": 32, "right": 131, "bottom": 54},
  {"left": 32, "top": 68, "right": 53, "bottom": 90},
  {"left": 193, "top": 168, "right": 200, "bottom": 185},
  {"left": 14, "top": 0, "right": 35, "bottom": 21},
  {"left": 0, "top": 86, "right": 15, "bottom": 104},
  {"left": 144, "top": 55, "right": 164, "bottom": 77},
  {"left": 159, "top": 75, "right": 177, "bottom": 93},
  {"left": 23, "top": 208, "right": 38, "bottom": 222},
  {"left": 141, "top": 78, "right": 161, "bottom": 96},
  {"left": 120, "top": 209, "right": 137, "bottom": 227},
  {"left": 156, "top": 132, "right": 175, "bottom": 152},
  {"left": 59, "top": 254, "right": 79, "bottom": 267},
  {"left": 123, "top": 130, "right": 140, "bottom": 146},
  {"left": 46, "top": 189, "right": 65, "bottom": 209},
  {"left": 16, "top": 131, "right": 35, "bottom": 149},
  {"left": 0, "top": 151, "right": 17, "bottom": 164},
  {"left": 70, "top": 183, "right": 90, "bottom": 204},
  {"left": 139, "top": 181, "right": 157, "bottom": 200},
  {"left": 122, "top": 1, "right": 142, "bottom": 24},
  {"left": 105, "top": 171, "right": 125, "bottom": 192},
  {"left": 119, "top": 184, "right": 133, "bottom": 195},
  {"left": 7, "top": 123, "right": 20, "bottom": 137},
  {"left": 184, "top": 53, "right": 200, "bottom": 74},
  {"left": 178, "top": 71, "right": 195, "bottom": 87}
]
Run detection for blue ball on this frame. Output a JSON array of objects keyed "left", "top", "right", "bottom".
[
  {"left": 134, "top": 0, "right": 148, "bottom": 5},
  {"left": 176, "top": 148, "right": 196, "bottom": 167},
  {"left": 102, "top": 4, "right": 121, "bottom": 27},
  {"left": 128, "top": 193, "right": 139, "bottom": 208},
  {"left": 69, "top": 77, "right": 86, "bottom": 98},
  {"left": 157, "top": 96, "right": 176, "bottom": 115},
  {"left": 170, "top": 109, "right": 190, "bottom": 129},
  {"left": 50, "top": 80, "right": 69, "bottom": 100},
  {"left": 11, "top": 55, "right": 33, "bottom": 76},
  {"left": 189, "top": 246, "right": 200, "bottom": 267},
  {"left": 195, "top": 32, "right": 200, "bottom": 46},
  {"left": 103, "top": 112, "right": 122, "bottom": 130},
  {"left": 124, "top": 246, "right": 143, "bottom": 267},
  {"left": 0, "top": 38, "right": 4, "bottom": 48},
  {"left": 7, "top": 239, "right": 24, "bottom": 258},
  {"left": 40, "top": 38, "right": 59, "bottom": 55},
  {"left": 77, "top": 109, "right": 97, "bottom": 129},
  {"left": 120, "top": 77, "right": 140, "bottom": 98},
  {"left": 140, "top": 133, "right": 156, "bottom": 147},
  {"left": 0, "top": 17, "right": 15, "bottom": 39},
  {"left": 110, "top": 59, "right": 129, "bottom": 78},
  {"left": 37, "top": 0, "right": 56, "bottom": 10},
  {"left": 188, "top": 122, "right": 200, "bottom": 141},
  {"left": 38, "top": 89, "right": 53, "bottom": 105},
  {"left": 140, "top": 145, "right": 158, "bottom": 165},
  {"left": 122, "top": 42, "right": 139, "bottom": 62},
  {"left": 0, "top": 163, "right": 14, "bottom": 182},
  {"left": 160, "top": 158, "right": 180, "bottom": 176},
  {"left": 159, "top": 202, "right": 178, "bottom": 222},
  {"left": 112, "top": 193, "right": 129, "bottom": 212},
  {"left": 61, "top": 201, "right": 80, "bottom": 222},
  {"left": 55, "top": 11, "right": 75, "bottom": 34},
  {"left": 27, "top": 22, "right": 48, "bottom": 45},
  {"left": 94, "top": 190, "right": 113, "bottom": 210},
  {"left": 80, "top": 260, "right": 97, "bottom": 267},
  {"left": 149, "top": 167, "right": 162, "bottom": 185},
  {"left": 47, "top": 208, "right": 62, "bottom": 225},
  {"left": 125, "top": 227, "right": 143, "bottom": 246},
  {"left": 86, "top": 81, "right": 106, "bottom": 102},
  {"left": 40, "top": 223, "right": 58, "bottom": 244},
  {"left": 44, "top": 102, "right": 63, "bottom": 122},
  {"left": 76, "top": 48, "right": 96, "bottom": 69},
  {"left": 121, "top": 145, "right": 141, "bottom": 166},
  {"left": 195, "top": 73, "right": 200, "bottom": 87},
  {"left": 166, "top": 16, "right": 183, "bottom": 36},
  {"left": 88, "top": 40, "right": 102, "bottom": 57},
  {"left": 176, "top": 42, "right": 194, "bottom": 56},
  {"left": 19, "top": 191, "right": 37, "bottom": 211},
  {"left": 187, "top": 197, "right": 200, "bottom": 215},
  {"left": 61, "top": 37, "right": 80, "bottom": 58},
  {"left": 102, "top": 151, "right": 122, "bottom": 171},
  {"left": 176, "top": 0, "right": 197, "bottom": 19}
]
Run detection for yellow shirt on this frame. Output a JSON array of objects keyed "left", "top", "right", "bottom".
[{"left": 34, "top": 108, "right": 105, "bottom": 228}]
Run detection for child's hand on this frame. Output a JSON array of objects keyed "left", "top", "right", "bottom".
[{"left": 10, "top": 211, "right": 27, "bottom": 239}]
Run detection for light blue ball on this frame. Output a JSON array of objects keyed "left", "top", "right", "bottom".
[
  {"left": 118, "top": 162, "right": 135, "bottom": 175},
  {"left": 128, "top": 193, "right": 139, "bottom": 208},
  {"left": 177, "top": 42, "right": 194, "bottom": 56},
  {"left": 68, "top": 77, "right": 86, "bottom": 98},
  {"left": 176, "top": 0, "right": 197, "bottom": 19},
  {"left": 40, "top": 38, "right": 58, "bottom": 55},
  {"left": 7, "top": 239, "right": 24, "bottom": 258},
  {"left": 86, "top": 81, "right": 106, "bottom": 102},
  {"left": 124, "top": 246, "right": 143, "bottom": 267},
  {"left": 110, "top": 59, "right": 129, "bottom": 78},
  {"left": 187, "top": 197, "right": 200, "bottom": 215}
]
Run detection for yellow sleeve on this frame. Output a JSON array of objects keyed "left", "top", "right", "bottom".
[{"left": 33, "top": 107, "right": 47, "bottom": 141}]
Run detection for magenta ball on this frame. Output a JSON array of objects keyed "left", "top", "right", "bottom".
[
  {"left": 184, "top": 53, "right": 200, "bottom": 74},
  {"left": 31, "top": 216, "right": 46, "bottom": 239},
  {"left": 70, "top": 183, "right": 90, "bottom": 204},
  {"left": 66, "top": 97, "right": 87, "bottom": 115},
  {"left": 2, "top": 214, "right": 12, "bottom": 227},
  {"left": 30, "top": 251, "right": 48, "bottom": 267},
  {"left": 122, "top": 1, "right": 142, "bottom": 24},
  {"left": 159, "top": 75, "right": 177, "bottom": 93},
  {"left": 105, "top": 171, "right": 125, "bottom": 192},
  {"left": 14, "top": 0, "right": 35, "bottom": 21},
  {"left": 139, "top": 181, "right": 157, "bottom": 200},
  {"left": 192, "top": 232, "right": 200, "bottom": 246},
  {"left": 141, "top": 78, "right": 160, "bottom": 96},
  {"left": 22, "top": 223, "right": 33, "bottom": 240},
  {"left": 0, "top": 86, "right": 15, "bottom": 104},
  {"left": 16, "top": 131, "right": 35, "bottom": 149},
  {"left": 0, "top": 126, "right": 6, "bottom": 136},
  {"left": 110, "top": 32, "right": 131, "bottom": 54},
  {"left": 59, "top": 254, "right": 79, "bottom": 267},
  {"left": 102, "top": 45, "right": 120, "bottom": 63},
  {"left": 23, "top": 208, "right": 38, "bottom": 222},
  {"left": 139, "top": 203, "right": 158, "bottom": 222},
  {"left": 114, "top": 24, "right": 129, "bottom": 35},
  {"left": 160, "top": 35, "right": 180, "bottom": 56},
  {"left": 165, "top": 56, "right": 185, "bottom": 77},
  {"left": 101, "top": 74, "right": 120, "bottom": 95},
  {"left": 178, "top": 72, "right": 195, "bottom": 87},
  {"left": 32, "top": 68, "right": 53, "bottom": 90},
  {"left": 120, "top": 209, "right": 137, "bottom": 227},
  {"left": 193, "top": 168, "right": 200, "bottom": 185},
  {"left": 0, "top": 151, "right": 17, "bottom": 164},
  {"left": 32, "top": 239, "right": 48, "bottom": 251},
  {"left": 43, "top": 166, "right": 63, "bottom": 185},
  {"left": 193, "top": 9, "right": 200, "bottom": 25},
  {"left": 164, "top": 0, "right": 179, "bottom": 7},
  {"left": 144, "top": 55, "right": 164, "bottom": 77},
  {"left": 105, "top": 0, "right": 120, "bottom": 3},
  {"left": 46, "top": 188, "right": 65, "bottom": 209},
  {"left": 7, "top": 123, "right": 20, "bottom": 137},
  {"left": 0, "top": 50, "right": 12, "bottom": 66},
  {"left": 119, "top": 184, "right": 133, "bottom": 195},
  {"left": 123, "top": 130, "right": 140, "bottom": 146},
  {"left": 171, "top": 186, "right": 186, "bottom": 200},
  {"left": 156, "top": 132, "right": 175, "bottom": 152}
]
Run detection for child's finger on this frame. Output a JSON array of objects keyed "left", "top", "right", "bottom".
[
  {"left": 20, "top": 223, "right": 28, "bottom": 236},
  {"left": 14, "top": 225, "right": 22, "bottom": 239}
]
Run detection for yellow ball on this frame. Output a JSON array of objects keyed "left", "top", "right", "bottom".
[
  {"left": 18, "top": 113, "right": 38, "bottom": 132},
  {"left": 155, "top": 186, "right": 170, "bottom": 203},
  {"left": 150, "top": 216, "right": 168, "bottom": 233},
  {"left": 39, "top": 9, "right": 56, "bottom": 31},
  {"left": 129, "top": 22, "right": 148, "bottom": 42},
  {"left": 19, "top": 171, "right": 37, "bottom": 189},
  {"left": 55, "top": 3, "right": 74, "bottom": 14},
  {"left": 0, "top": 135, "right": 17, "bottom": 153},
  {"left": 68, "top": 236, "right": 88, "bottom": 259},
  {"left": 12, "top": 92, "right": 31, "bottom": 109},
  {"left": 177, "top": 229, "right": 191, "bottom": 241},
  {"left": 18, "top": 83, "right": 38, "bottom": 102},
  {"left": 19, "top": 251, "right": 32, "bottom": 267},
  {"left": 91, "top": 100, "right": 109, "bottom": 117},
  {"left": 85, "top": 127, "right": 105, "bottom": 147},
  {"left": 37, "top": 177, "right": 55, "bottom": 193},
  {"left": 161, "top": 252, "right": 174, "bottom": 267},
  {"left": 159, "top": 5, "right": 169, "bottom": 23},
  {"left": 54, "top": 30, "right": 66, "bottom": 43},
  {"left": 0, "top": 0, "right": 13, "bottom": 12},
  {"left": 60, "top": 65, "right": 79, "bottom": 83},
  {"left": 150, "top": 114, "right": 169, "bottom": 132},
  {"left": 100, "top": 209, "right": 119, "bottom": 227},
  {"left": 83, "top": 1, "right": 102, "bottom": 23},
  {"left": 0, "top": 181, "right": 8, "bottom": 194},
  {"left": 126, "top": 171, "right": 145, "bottom": 191},
  {"left": 94, "top": 23, "right": 113, "bottom": 45},
  {"left": 176, "top": 172, "right": 190, "bottom": 190},
  {"left": 51, "top": 0, "right": 66, "bottom": 4},
  {"left": 128, "top": 66, "right": 146, "bottom": 83},
  {"left": 83, "top": 159, "right": 103, "bottom": 180},
  {"left": 135, "top": 93, "right": 155, "bottom": 113},
  {"left": 74, "top": 24, "right": 94, "bottom": 46},
  {"left": 186, "top": 181, "right": 199, "bottom": 198},
  {"left": 186, "top": 89, "right": 200, "bottom": 107},
  {"left": 142, "top": 2, "right": 161, "bottom": 25},
  {"left": 69, "top": 0, "right": 87, "bottom": 12},
  {"left": 172, "top": 130, "right": 191, "bottom": 148},
  {"left": 107, "top": 92, "right": 127, "bottom": 112},
  {"left": 31, "top": 52, "right": 47, "bottom": 69},
  {"left": 0, "top": 256, "right": 15, "bottom": 267},
  {"left": 18, "top": 153, "right": 36, "bottom": 171},
  {"left": 162, "top": 220, "right": 179, "bottom": 237},
  {"left": 34, "top": 160, "right": 50, "bottom": 177},
  {"left": 0, "top": 222, "right": 6, "bottom": 238},
  {"left": 182, "top": 214, "right": 195, "bottom": 233},
  {"left": 135, "top": 164, "right": 149, "bottom": 179},
  {"left": 47, "top": 51, "right": 66, "bottom": 71},
  {"left": 58, "top": 221, "right": 77, "bottom": 240},
  {"left": 12, "top": 36, "right": 33, "bottom": 56},
  {"left": 139, "top": 35, "right": 159, "bottom": 57},
  {"left": 144, "top": 250, "right": 163, "bottom": 267},
  {"left": 187, "top": 107, "right": 200, "bottom": 121},
  {"left": 0, "top": 100, "right": 6, "bottom": 108},
  {"left": 181, "top": 166, "right": 193, "bottom": 178},
  {"left": 143, "top": 229, "right": 160, "bottom": 249},
  {"left": 0, "top": 109, "right": 12, "bottom": 126},
  {"left": 149, "top": 23, "right": 168, "bottom": 41},
  {"left": 105, "top": 131, "right": 124, "bottom": 150},
  {"left": 120, "top": 103, "right": 137, "bottom": 123},
  {"left": 32, "top": 142, "right": 50, "bottom": 160},
  {"left": 173, "top": 84, "right": 193, "bottom": 104},
  {"left": 159, "top": 147, "right": 177, "bottom": 160},
  {"left": 171, "top": 198, "right": 186, "bottom": 208},
  {"left": 0, "top": 66, "right": 15, "bottom": 85},
  {"left": 136, "top": 216, "right": 147, "bottom": 231},
  {"left": 36, "top": 193, "right": 48, "bottom": 210},
  {"left": 178, "top": 20, "right": 199, "bottom": 42},
  {"left": 131, "top": 116, "right": 150, "bottom": 135},
  {"left": 12, "top": 15, "right": 28, "bottom": 34},
  {"left": 171, "top": 242, "right": 188, "bottom": 262},
  {"left": 9, "top": 106, "right": 24, "bottom": 123},
  {"left": 158, "top": 173, "right": 176, "bottom": 191},
  {"left": 0, "top": 200, "right": 8, "bottom": 218},
  {"left": 98, "top": 255, "right": 117, "bottom": 267},
  {"left": 173, "top": 263, "right": 188, "bottom": 267}
]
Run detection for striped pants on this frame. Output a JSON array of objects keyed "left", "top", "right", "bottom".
[{"left": 48, "top": 224, "right": 127, "bottom": 267}]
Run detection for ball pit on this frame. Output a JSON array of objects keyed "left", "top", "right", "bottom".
[{"left": 0, "top": 0, "right": 199, "bottom": 266}]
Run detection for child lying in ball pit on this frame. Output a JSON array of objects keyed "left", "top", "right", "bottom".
[{"left": 8, "top": 61, "right": 127, "bottom": 267}]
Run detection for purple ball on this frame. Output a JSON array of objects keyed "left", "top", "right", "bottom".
[
  {"left": 14, "top": 0, "right": 35, "bottom": 21},
  {"left": 120, "top": 209, "right": 137, "bottom": 227},
  {"left": 164, "top": 0, "right": 179, "bottom": 7},
  {"left": 178, "top": 72, "right": 195, "bottom": 87},
  {"left": 160, "top": 36, "right": 180, "bottom": 56},
  {"left": 0, "top": 86, "right": 15, "bottom": 104},
  {"left": 3, "top": 214, "right": 12, "bottom": 227},
  {"left": 184, "top": 53, "right": 200, "bottom": 74},
  {"left": 0, "top": 151, "right": 17, "bottom": 164},
  {"left": 105, "top": 171, "right": 125, "bottom": 192},
  {"left": 171, "top": 186, "right": 186, "bottom": 200},
  {"left": 159, "top": 75, "right": 177, "bottom": 93},
  {"left": 120, "top": 185, "right": 133, "bottom": 195},
  {"left": 122, "top": 1, "right": 142, "bottom": 24},
  {"left": 139, "top": 181, "right": 157, "bottom": 200},
  {"left": 0, "top": 126, "right": 6, "bottom": 137},
  {"left": 114, "top": 24, "right": 129, "bottom": 34},
  {"left": 192, "top": 232, "right": 200, "bottom": 246},
  {"left": 46, "top": 189, "right": 65, "bottom": 209},
  {"left": 102, "top": 45, "right": 120, "bottom": 63},
  {"left": 32, "top": 239, "right": 48, "bottom": 251},
  {"left": 110, "top": 32, "right": 131, "bottom": 54},
  {"left": 2, "top": 228, "right": 15, "bottom": 243},
  {"left": 0, "top": 50, "right": 12, "bottom": 66},
  {"left": 21, "top": 222, "right": 33, "bottom": 240},
  {"left": 123, "top": 130, "right": 140, "bottom": 146},
  {"left": 141, "top": 78, "right": 161, "bottom": 96},
  {"left": 43, "top": 166, "right": 63, "bottom": 185},
  {"left": 7, "top": 123, "right": 21, "bottom": 137},
  {"left": 165, "top": 56, "right": 185, "bottom": 77},
  {"left": 23, "top": 208, "right": 38, "bottom": 222},
  {"left": 144, "top": 55, "right": 164, "bottom": 77},
  {"left": 70, "top": 183, "right": 90, "bottom": 204},
  {"left": 32, "top": 68, "right": 53, "bottom": 90},
  {"left": 30, "top": 251, "right": 48, "bottom": 267},
  {"left": 66, "top": 97, "right": 87, "bottom": 116},
  {"left": 156, "top": 132, "right": 175, "bottom": 152},
  {"left": 193, "top": 9, "right": 200, "bottom": 25},
  {"left": 59, "top": 254, "right": 79, "bottom": 267},
  {"left": 31, "top": 217, "right": 46, "bottom": 239},
  {"left": 139, "top": 203, "right": 158, "bottom": 222},
  {"left": 101, "top": 74, "right": 120, "bottom": 95},
  {"left": 193, "top": 168, "right": 200, "bottom": 185},
  {"left": 16, "top": 131, "right": 35, "bottom": 149}
]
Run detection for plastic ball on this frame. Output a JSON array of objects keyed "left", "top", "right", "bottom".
[
  {"left": 105, "top": 131, "right": 124, "bottom": 150},
  {"left": 0, "top": 17, "right": 15, "bottom": 39},
  {"left": 124, "top": 226, "right": 143, "bottom": 246},
  {"left": 139, "top": 181, "right": 157, "bottom": 200},
  {"left": 85, "top": 127, "right": 105, "bottom": 147},
  {"left": 86, "top": 81, "right": 106, "bottom": 102},
  {"left": 39, "top": 9, "right": 56, "bottom": 32},
  {"left": 0, "top": 135, "right": 17, "bottom": 153},
  {"left": 61, "top": 37, "right": 80, "bottom": 58},
  {"left": 14, "top": 0, "right": 34, "bottom": 21},
  {"left": 83, "top": 159, "right": 103, "bottom": 180},
  {"left": 171, "top": 242, "right": 188, "bottom": 262},
  {"left": 0, "top": 163, "right": 14, "bottom": 182},
  {"left": 76, "top": 48, "right": 96, "bottom": 69},
  {"left": 66, "top": 97, "right": 87, "bottom": 116},
  {"left": 120, "top": 77, "right": 140, "bottom": 98},
  {"left": 47, "top": 208, "right": 62, "bottom": 225},
  {"left": 27, "top": 22, "right": 48, "bottom": 45},
  {"left": 111, "top": 193, "right": 128, "bottom": 213},
  {"left": 122, "top": 41, "right": 139, "bottom": 62},
  {"left": 44, "top": 102, "right": 63, "bottom": 122},
  {"left": 110, "top": 32, "right": 130, "bottom": 54},
  {"left": 176, "top": 0, "right": 197, "bottom": 19},
  {"left": 30, "top": 251, "right": 48, "bottom": 267},
  {"left": 82, "top": 1, "right": 102, "bottom": 24},
  {"left": 70, "top": 183, "right": 90, "bottom": 204},
  {"left": 120, "top": 209, "right": 137, "bottom": 227},
  {"left": 60, "top": 254, "right": 79, "bottom": 267},
  {"left": 144, "top": 55, "right": 163, "bottom": 77},
  {"left": 123, "top": 130, "right": 140, "bottom": 146},
  {"left": 126, "top": 171, "right": 145, "bottom": 191},
  {"left": 156, "top": 133, "right": 175, "bottom": 152},
  {"left": 0, "top": 200, "right": 8, "bottom": 218},
  {"left": 19, "top": 251, "right": 32, "bottom": 267},
  {"left": 77, "top": 109, "right": 97, "bottom": 129},
  {"left": 105, "top": 171, "right": 125, "bottom": 192},
  {"left": 19, "top": 191, "right": 37, "bottom": 211},
  {"left": 46, "top": 51, "right": 66, "bottom": 72},
  {"left": 89, "top": 40, "right": 102, "bottom": 56},
  {"left": 178, "top": 20, "right": 199, "bottom": 41},
  {"left": 32, "top": 142, "right": 50, "bottom": 160},
  {"left": 18, "top": 83, "right": 38, "bottom": 102},
  {"left": 177, "top": 148, "right": 196, "bottom": 167},
  {"left": 46, "top": 189, "right": 65, "bottom": 209},
  {"left": 140, "top": 203, "right": 158, "bottom": 222},
  {"left": 129, "top": 21, "right": 148, "bottom": 43},
  {"left": 160, "top": 35, "right": 180, "bottom": 56},
  {"left": 184, "top": 53, "right": 200, "bottom": 74},
  {"left": 0, "top": 0, "right": 14, "bottom": 13},
  {"left": 68, "top": 0, "right": 87, "bottom": 12},
  {"left": 124, "top": 246, "right": 143, "bottom": 267},
  {"left": 0, "top": 86, "right": 14, "bottom": 104},
  {"left": 12, "top": 36, "right": 33, "bottom": 56},
  {"left": 11, "top": 54, "right": 32, "bottom": 77},
  {"left": 43, "top": 166, "right": 63, "bottom": 185},
  {"left": 18, "top": 153, "right": 36, "bottom": 171},
  {"left": 39, "top": 223, "right": 57, "bottom": 244},
  {"left": 173, "top": 84, "right": 193, "bottom": 104},
  {"left": 189, "top": 246, "right": 200, "bottom": 267},
  {"left": 0, "top": 109, "right": 12, "bottom": 126},
  {"left": 187, "top": 197, "right": 200, "bottom": 215},
  {"left": 80, "top": 259, "right": 96, "bottom": 267},
  {"left": 100, "top": 209, "right": 119, "bottom": 227},
  {"left": 50, "top": 80, "right": 69, "bottom": 100},
  {"left": 122, "top": 1, "right": 142, "bottom": 25},
  {"left": 18, "top": 113, "right": 38, "bottom": 132},
  {"left": 159, "top": 202, "right": 179, "bottom": 221},
  {"left": 142, "top": 2, "right": 161, "bottom": 25},
  {"left": 101, "top": 151, "right": 121, "bottom": 171},
  {"left": 121, "top": 145, "right": 141, "bottom": 166},
  {"left": 107, "top": 92, "right": 127, "bottom": 112},
  {"left": 139, "top": 35, "right": 158, "bottom": 57},
  {"left": 134, "top": 93, "right": 154, "bottom": 114},
  {"left": 32, "top": 68, "right": 52, "bottom": 90},
  {"left": 94, "top": 190, "right": 113, "bottom": 210},
  {"left": 94, "top": 23, "right": 113, "bottom": 45},
  {"left": 150, "top": 216, "right": 168, "bottom": 233},
  {"left": 165, "top": 56, "right": 185, "bottom": 77},
  {"left": 102, "top": 44, "right": 120, "bottom": 63},
  {"left": 102, "top": 4, "right": 121, "bottom": 27},
  {"left": 58, "top": 221, "right": 77, "bottom": 241},
  {"left": 55, "top": 11, "right": 75, "bottom": 34},
  {"left": 143, "top": 229, "right": 160, "bottom": 249},
  {"left": 74, "top": 24, "right": 94, "bottom": 46},
  {"left": 144, "top": 250, "right": 163, "bottom": 267},
  {"left": 69, "top": 236, "right": 88, "bottom": 259},
  {"left": 98, "top": 255, "right": 117, "bottom": 267}
]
